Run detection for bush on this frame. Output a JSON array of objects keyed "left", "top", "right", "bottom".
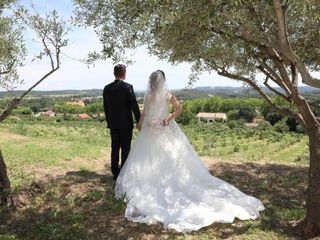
[
  {"left": 12, "top": 106, "right": 33, "bottom": 115},
  {"left": 227, "top": 109, "right": 239, "bottom": 121},
  {"left": 227, "top": 119, "right": 245, "bottom": 129},
  {"left": 54, "top": 104, "right": 83, "bottom": 114},
  {"left": 309, "top": 100, "right": 320, "bottom": 117},
  {"left": 273, "top": 120, "right": 289, "bottom": 133},
  {"left": 265, "top": 110, "right": 283, "bottom": 125},
  {"left": 85, "top": 102, "right": 103, "bottom": 114},
  {"left": 296, "top": 125, "right": 305, "bottom": 134},
  {"left": 286, "top": 117, "right": 299, "bottom": 132},
  {"left": 6, "top": 116, "right": 21, "bottom": 123},
  {"left": 256, "top": 121, "right": 272, "bottom": 131},
  {"left": 238, "top": 105, "right": 257, "bottom": 122},
  {"left": 176, "top": 110, "right": 195, "bottom": 125},
  {"left": 227, "top": 106, "right": 256, "bottom": 123},
  {"left": 63, "top": 114, "right": 77, "bottom": 121}
]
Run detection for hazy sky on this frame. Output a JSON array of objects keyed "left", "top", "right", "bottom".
[{"left": 8, "top": 1, "right": 243, "bottom": 91}]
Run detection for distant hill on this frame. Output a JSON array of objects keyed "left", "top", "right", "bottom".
[
  {"left": 0, "top": 89, "right": 103, "bottom": 98},
  {"left": 0, "top": 86, "right": 319, "bottom": 100}
]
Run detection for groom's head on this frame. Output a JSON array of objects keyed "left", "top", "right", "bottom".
[{"left": 114, "top": 63, "right": 126, "bottom": 80}]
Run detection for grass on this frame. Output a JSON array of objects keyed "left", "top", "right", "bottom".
[{"left": 0, "top": 120, "right": 310, "bottom": 239}]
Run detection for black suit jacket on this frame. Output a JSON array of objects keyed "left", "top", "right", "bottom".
[{"left": 103, "top": 79, "right": 141, "bottom": 129}]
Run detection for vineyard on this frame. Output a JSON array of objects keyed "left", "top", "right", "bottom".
[
  {"left": 182, "top": 123, "right": 308, "bottom": 164},
  {"left": 0, "top": 118, "right": 310, "bottom": 239},
  {"left": 0, "top": 119, "right": 308, "bottom": 191}
]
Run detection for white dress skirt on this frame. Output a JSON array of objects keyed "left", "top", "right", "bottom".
[{"left": 115, "top": 92, "right": 264, "bottom": 233}]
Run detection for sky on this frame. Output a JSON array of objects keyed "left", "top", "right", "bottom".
[{"left": 2, "top": 0, "right": 244, "bottom": 92}]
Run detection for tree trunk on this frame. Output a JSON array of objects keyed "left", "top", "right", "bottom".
[
  {"left": 0, "top": 148, "right": 11, "bottom": 205},
  {"left": 304, "top": 128, "right": 320, "bottom": 238}
]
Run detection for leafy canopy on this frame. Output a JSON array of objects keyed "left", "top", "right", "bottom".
[
  {"left": 0, "top": 0, "right": 25, "bottom": 90},
  {"left": 74, "top": 0, "right": 320, "bottom": 81}
]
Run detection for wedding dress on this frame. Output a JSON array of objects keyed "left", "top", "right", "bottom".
[{"left": 115, "top": 73, "right": 264, "bottom": 233}]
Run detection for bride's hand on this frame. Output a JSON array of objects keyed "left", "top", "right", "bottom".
[{"left": 162, "top": 119, "right": 169, "bottom": 126}]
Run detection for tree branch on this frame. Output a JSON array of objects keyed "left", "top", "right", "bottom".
[
  {"left": 0, "top": 6, "right": 68, "bottom": 123},
  {"left": 273, "top": 0, "right": 290, "bottom": 48},
  {"left": 219, "top": 9, "right": 320, "bottom": 88},
  {"left": 263, "top": 76, "right": 290, "bottom": 102},
  {"left": 0, "top": 60, "right": 15, "bottom": 75},
  {"left": 212, "top": 66, "right": 306, "bottom": 128},
  {"left": 41, "top": 31, "right": 55, "bottom": 69},
  {"left": 257, "top": 57, "right": 292, "bottom": 96}
]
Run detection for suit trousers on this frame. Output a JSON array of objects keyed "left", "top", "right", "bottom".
[{"left": 110, "top": 128, "right": 133, "bottom": 178}]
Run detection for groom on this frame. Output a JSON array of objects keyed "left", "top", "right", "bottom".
[{"left": 103, "top": 63, "right": 141, "bottom": 180}]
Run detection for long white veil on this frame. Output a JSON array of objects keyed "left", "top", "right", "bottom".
[{"left": 142, "top": 70, "right": 171, "bottom": 128}]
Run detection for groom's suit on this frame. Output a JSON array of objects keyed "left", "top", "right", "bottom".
[{"left": 103, "top": 79, "right": 141, "bottom": 179}]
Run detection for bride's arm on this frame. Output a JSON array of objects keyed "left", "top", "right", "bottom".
[
  {"left": 163, "top": 95, "right": 182, "bottom": 125},
  {"left": 136, "top": 112, "right": 144, "bottom": 130}
]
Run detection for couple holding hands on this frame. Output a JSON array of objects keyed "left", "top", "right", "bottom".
[{"left": 103, "top": 63, "right": 264, "bottom": 233}]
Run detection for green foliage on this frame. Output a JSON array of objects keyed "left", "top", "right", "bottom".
[
  {"left": 265, "top": 110, "right": 283, "bottom": 126},
  {"left": 54, "top": 104, "right": 84, "bottom": 114},
  {"left": 176, "top": 107, "right": 195, "bottom": 125},
  {"left": 74, "top": 1, "right": 320, "bottom": 79},
  {"left": 85, "top": 101, "right": 103, "bottom": 114},
  {"left": 309, "top": 100, "right": 320, "bottom": 117},
  {"left": 0, "top": 1, "right": 26, "bottom": 90},
  {"left": 260, "top": 97, "right": 289, "bottom": 119},
  {"left": 0, "top": 235, "right": 17, "bottom": 240},
  {"left": 273, "top": 120, "right": 290, "bottom": 133},
  {"left": 226, "top": 119, "right": 245, "bottom": 129},
  {"left": 226, "top": 109, "right": 239, "bottom": 121},
  {"left": 296, "top": 125, "right": 305, "bottom": 134},
  {"left": 0, "top": 118, "right": 310, "bottom": 239},
  {"left": 20, "top": 98, "right": 57, "bottom": 112},
  {"left": 285, "top": 117, "right": 299, "bottom": 132},
  {"left": 12, "top": 106, "right": 32, "bottom": 115},
  {"left": 238, "top": 105, "right": 257, "bottom": 122},
  {"left": 257, "top": 121, "right": 272, "bottom": 131},
  {"left": 227, "top": 105, "right": 257, "bottom": 122},
  {"left": 176, "top": 96, "right": 263, "bottom": 125}
]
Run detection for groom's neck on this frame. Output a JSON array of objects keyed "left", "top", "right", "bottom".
[{"left": 115, "top": 76, "right": 126, "bottom": 81}]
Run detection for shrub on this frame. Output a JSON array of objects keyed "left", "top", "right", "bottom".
[
  {"left": 257, "top": 121, "right": 272, "bottom": 131},
  {"left": 12, "top": 106, "right": 33, "bottom": 115},
  {"left": 265, "top": 110, "right": 283, "bottom": 125},
  {"left": 227, "top": 109, "right": 239, "bottom": 121},
  {"left": 286, "top": 117, "right": 299, "bottom": 132},
  {"left": 273, "top": 120, "right": 289, "bottom": 133},
  {"left": 176, "top": 110, "right": 195, "bottom": 125},
  {"left": 238, "top": 105, "right": 257, "bottom": 122},
  {"left": 296, "top": 125, "right": 305, "bottom": 134},
  {"left": 227, "top": 119, "right": 245, "bottom": 129}
]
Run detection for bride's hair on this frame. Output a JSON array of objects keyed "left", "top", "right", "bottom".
[{"left": 149, "top": 70, "right": 166, "bottom": 92}]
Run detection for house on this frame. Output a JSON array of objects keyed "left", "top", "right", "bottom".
[
  {"left": 196, "top": 112, "right": 227, "bottom": 123},
  {"left": 66, "top": 101, "right": 85, "bottom": 107},
  {"left": 44, "top": 110, "right": 55, "bottom": 117},
  {"left": 78, "top": 113, "right": 90, "bottom": 119},
  {"left": 244, "top": 123, "right": 259, "bottom": 128}
]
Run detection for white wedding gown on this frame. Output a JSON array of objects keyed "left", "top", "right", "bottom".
[{"left": 115, "top": 91, "right": 264, "bottom": 233}]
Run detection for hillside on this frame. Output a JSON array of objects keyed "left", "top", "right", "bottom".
[{"left": 0, "top": 86, "right": 319, "bottom": 100}]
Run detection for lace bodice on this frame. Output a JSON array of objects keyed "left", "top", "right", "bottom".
[{"left": 142, "top": 91, "right": 171, "bottom": 130}]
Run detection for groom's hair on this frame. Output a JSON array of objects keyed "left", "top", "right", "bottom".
[{"left": 114, "top": 64, "right": 126, "bottom": 78}]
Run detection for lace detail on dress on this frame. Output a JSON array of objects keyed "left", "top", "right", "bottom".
[{"left": 142, "top": 90, "right": 171, "bottom": 131}]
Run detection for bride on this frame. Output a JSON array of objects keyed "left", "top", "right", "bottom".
[{"left": 115, "top": 70, "right": 264, "bottom": 233}]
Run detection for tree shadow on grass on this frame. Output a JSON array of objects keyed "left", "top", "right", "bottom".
[
  {"left": 208, "top": 162, "right": 308, "bottom": 239},
  {"left": 0, "top": 162, "right": 308, "bottom": 240}
]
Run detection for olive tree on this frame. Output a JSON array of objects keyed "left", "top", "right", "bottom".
[
  {"left": 74, "top": 0, "right": 320, "bottom": 237},
  {"left": 0, "top": 2, "right": 69, "bottom": 205}
]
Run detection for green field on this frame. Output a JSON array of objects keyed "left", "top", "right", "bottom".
[{"left": 0, "top": 120, "right": 309, "bottom": 240}]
